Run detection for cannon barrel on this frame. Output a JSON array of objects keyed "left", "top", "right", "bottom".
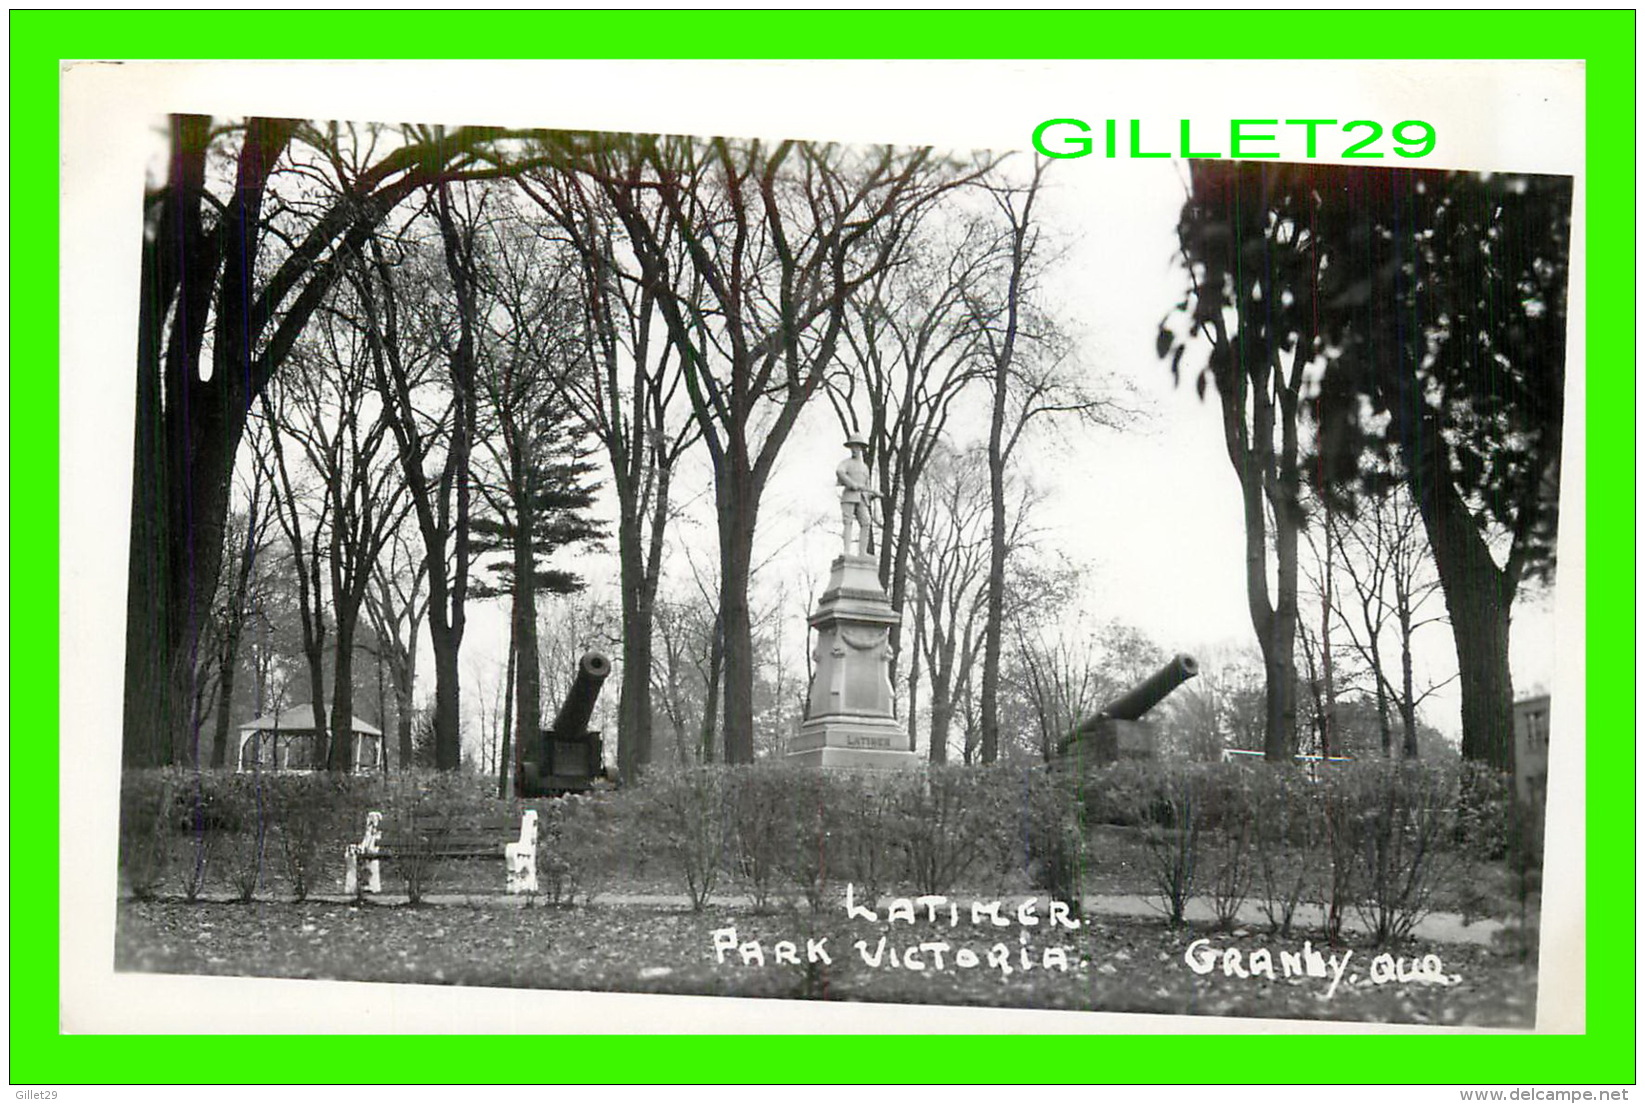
[
  {"left": 550, "top": 651, "right": 612, "bottom": 737},
  {"left": 1056, "top": 653, "right": 1199, "bottom": 759},
  {"left": 1098, "top": 653, "right": 1200, "bottom": 721}
]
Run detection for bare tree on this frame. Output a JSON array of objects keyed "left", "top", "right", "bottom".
[
  {"left": 1319, "top": 484, "right": 1452, "bottom": 757},
  {"left": 253, "top": 384, "right": 333, "bottom": 769},
  {"left": 125, "top": 116, "right": 549, "bottom": 766},
  {"left": 364, "top": 525, "right": 429, "bottom": 771},
  {"left": 516, "top": 160, "right": 702, "bottom": 780},
  {"left": 205, "top": 423, "right": 278, "bottom": 768},
  {"left": 582, "top": 135, "right": 981, "bottom": 763},
  {"left": 911, "top": 444, "right": 1044, "bottom": 763},
  {"left": 974, "top": 159, "right": 1127, "bottom": 763},
  {"left": 352, "top": 182, "right": 488, "bottom": 771},
  {"left": 276, "top": 299, "right": 412, "bottom": 772}
]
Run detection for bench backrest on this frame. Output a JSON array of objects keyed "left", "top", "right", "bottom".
[{"left": 390, "top": 811, "right": 531, "bottom": 844}]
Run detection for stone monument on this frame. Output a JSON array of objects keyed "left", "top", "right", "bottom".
[{"left": 789, "top": 435, "right": 921, "bottom": 769}]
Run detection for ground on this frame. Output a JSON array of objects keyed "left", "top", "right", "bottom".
[{"left": 115, "top": 890, "right": 1537, "bottom": 1028}]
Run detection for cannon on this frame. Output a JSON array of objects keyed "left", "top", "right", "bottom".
[
  {"left": 1055, "top": 653, "right": 1199, "bottom": 762},
  {"left": 517, "top": 651, "right": 613, "bottom": 797}
]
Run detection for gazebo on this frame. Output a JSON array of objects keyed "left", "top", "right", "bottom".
[{"left": 236, "top": 705, "right": 385, "bottom": 773}]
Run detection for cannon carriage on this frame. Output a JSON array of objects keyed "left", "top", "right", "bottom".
[{"left": 516, "top": 651, "right": 613, "bottom": 798}]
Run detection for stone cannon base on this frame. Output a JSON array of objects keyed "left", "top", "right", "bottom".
[{"left": 1059, "top": 718, "right": 1159, "bottom": 766}]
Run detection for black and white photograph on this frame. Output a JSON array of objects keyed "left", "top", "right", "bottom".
[{"left": 61, "top": 58, "right": 1585, "bottom": 1036}]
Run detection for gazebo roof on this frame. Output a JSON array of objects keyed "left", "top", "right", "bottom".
[{"left": 238, "top": 704, "right": 383, "bottom": 737}]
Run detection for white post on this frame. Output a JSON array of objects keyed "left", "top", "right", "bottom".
[
  {"left": 506, "top": 809, "right": 539, "bottom": 894},
  {"left": 344, "top": 811, "right": 383, "bottom": 894}
]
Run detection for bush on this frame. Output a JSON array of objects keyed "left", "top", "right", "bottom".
[
  {"left": 536, "top": 791, "right": 619, "bottom": 907},
  {"left": 269, "top": 775, "right": 337, "bottom": 902},
  {"left": 1014, "top": 768, "right": 1086, "bottom": 914},
  {"left": 1200, "top": 768, "right": 1255, "bottom": 930},
  {"left": 892, "top": 765, "right": 1005, "bottom": 897},
  {"left": 1245, "top": 766, "right": 1323, "bottom": 937},
  {"left": 726, "top": 764, "right": 797, "bottom": 912},
  {"left": 833, "top": 775, "right": 904, "bottom": 907},
  {"left": 1456, "top": 762, "right": 1513, "bottom": 862},
  {"left": 1129, "top": 763, "right": 1203, "bottom": 926},
  {"left": 637, "top": 767, "right": 733, "bottom": 910},
  {"left": 119, "top": 770, "right": 182, "bottom": 900},
  {"left": 1082, "top": 761, "right": 1164, "bottom": 829},
  {"left": 220, "top": 775, "right": 275, "bottom": 902},
  {"left": 771, "top": 767, "right": 850, "bottom": 915},
  {"left": 1348, "top": 762, "right": 1457, "bottom": 947}
]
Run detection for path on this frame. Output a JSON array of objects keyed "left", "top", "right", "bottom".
[{"left": 174, "top": 888, "right": 1512, "bottom": 947}]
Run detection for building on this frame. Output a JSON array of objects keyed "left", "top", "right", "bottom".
[
  {"left": 235, "top": 704, "right": 384, "bottom": 773},
  {"left": 1513, "top": 694, "right": 1552, "bottom": 805}
]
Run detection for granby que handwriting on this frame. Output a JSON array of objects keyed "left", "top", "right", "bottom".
[{"left": 1183, "top": 937, "right": 1460, "bottom": 1001}]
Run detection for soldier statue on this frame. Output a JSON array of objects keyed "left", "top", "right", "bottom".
[{"left": 836, "top": 433, "right": 879, "bottom": 556}]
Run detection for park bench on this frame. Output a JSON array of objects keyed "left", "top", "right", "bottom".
[{"left": 344, "top": 809, "right": 539, "bottom": 896}]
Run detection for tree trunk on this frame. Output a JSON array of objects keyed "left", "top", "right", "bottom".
[
  {"left": 396, "top": 662, "right": 415, "bottom": 772},
  {"left": 375, "top": 634, "right": 388, "bottom": 772},
  {"left": 1391, "top": 603, "right": 1419, "bottom": 758},
  {"left": 499, "top": 624, "right": 516, "bottom": 798},
  {"left": 980, "top": 413, "right": 1007, "bottom": 765},
  {"left": 512, "top": 500, "right": 541, "bottom": 787},
  {"left": 124, "top": 118, "right": 297, "bottom": 768},
  {"left": 210, "top": 658, "right": 238, "bottom": 769},
  {"left": 1408, "top": 448, "right": 1516, "bottom": 770},
  {"left": 907, "top": 581, "right": 924, "bottom": 754},
  {"left": 929, "top": 695, "right": 953, "bottom": 765},
  {"left": 329, "top": 618, "right": 358, "bottom": 773},
  {"left": 717, "top": 474, "right": 759, "bottom": 764},
  {"left": 430, "top": 620, "right": 463, "bottom": 771},
  {"left": 615, "top": 469, "right": 667, "bottom": 781},
  {"left": 302, "top": 641, "right": 328, "bottom": 771},
  {"left": 699, "top": 610, "right": 724, "bottom": 764}
]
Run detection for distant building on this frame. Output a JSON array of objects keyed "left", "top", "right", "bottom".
[
  {"left": 236, "top": 705, "right": 384, "bottom": 773},
  {"left": 1513, "top": 694, "right": 1551, "bottom": 805}
]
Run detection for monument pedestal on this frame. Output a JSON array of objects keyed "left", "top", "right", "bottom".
[{"left": 789, "top": 553, "right": 921, "bottom": 771}]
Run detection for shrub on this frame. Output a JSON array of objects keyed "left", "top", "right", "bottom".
[
  {"left": 1081, "top": 761, "right": 1163, "bottom": 829},
  {"left": 772, "top": 767, "right": 849, "bottom": 916},
  {"left": 892, "top": 765, "right": 1004, "bottom": 897},
  {"left": 726, "top": 764, "right": 797, "bottom": 912},
  {"left": 1317, "top": 768, "right": 1362, "bottom": 943},
  {"left": 833, "top": 775, "right": 903, "bottom": 907},
  {"left": 638, "top": 767, "right": 733, "bottom": 910},
  {"left": 386, "top": 773, "right": 493, "bottom": 903},
  {"left": 1014, "top": 768, "right": 1087, "bottom": 914},
  {"left": 1131, "top": 764, "right": 1203, "bottom": 926},
  {"left": 269, "top": 774, "right": 338, "bottom": 902},
  {"left": 1350, "top": 761, "right": 1456, "bottom": 947},
  {"left": 535, "top": 791, "right": 619, "bottom": 907},
  {"left": 220, "top": 775, "right": 275, "bottom": 902},
  {"left": 1200, "top": 768, "right": 1255, "bottom": 930},
  {"left": 176, "top": 827, "right": 217, "bottom": 901},
  {"left": 119, "top": 770, "right": 181, "bottom": 900},
  {"left": 1246, "top": 766, "right": 1322, "bottom": 937},
  {"left": 1456, "top": 762, "right": 1513, "bottom": 862}
]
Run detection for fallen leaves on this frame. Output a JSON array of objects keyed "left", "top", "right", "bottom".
[{"left": 115, "top": 898, "right": 1536, "bottom": 1027}]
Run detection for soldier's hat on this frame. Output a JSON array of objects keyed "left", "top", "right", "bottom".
[{"left": 844, "top": 432, "right": 869, "bottom": 449}]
